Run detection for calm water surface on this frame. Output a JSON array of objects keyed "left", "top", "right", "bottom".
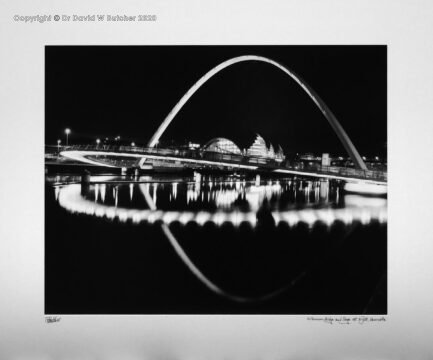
[{"left": 45, "top": 173, "right": 387, "bottom": 314}]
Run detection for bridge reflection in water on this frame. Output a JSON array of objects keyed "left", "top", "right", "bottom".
[
  {"left": 46, "top": 174, "right": 387, "bottom": 314},
  {"left": 55, "top": 176, "right": 386, "bottom": 228}
]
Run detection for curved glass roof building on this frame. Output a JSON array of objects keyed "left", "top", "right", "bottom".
[
  {"left": 203, "top": 134, "right": 285, "bottom": 162},
  {"left": 204, "top": 138, "right": 243, "bottom": 155}
]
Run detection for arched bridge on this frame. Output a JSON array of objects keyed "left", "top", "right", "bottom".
[
  {"left": 144, "top": 55, "right": 367, "bottom": 171},
  {"left": 60, "top": 55, "right": 387, "bottom": 184}
]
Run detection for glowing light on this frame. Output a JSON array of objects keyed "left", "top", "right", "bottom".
[
  {"left": 100, "top": 184, "right": 106, "bottom": 203},
  {"left": 299, "top": 210, "right": 316, "bottom": 226},
  {"left": 280, "top": 212, "right": 299, "bottom": 227},
  {"left": 213, "top": 212, "right": 227, "bottom": 226},
  {"left": 344, "top": 195, "right": 387, "bottom": 207},
  {"left": 344, "top": 182, "right": 387, "bottom": 195},
  {"left": 152, "top": 183, "right": 157, "bottom": 204},
  {"left": 94, "top": 184, "right": 99, "bottom": 202},
  {"left": 172, "top": 182, "right": 178, "bottom": 200},
  {"left": 56, "top": 183, "right": 387, "bottom": 229},
  {"left": 274, "top": 168, "right": 386, "bottom": 186},
  {"left": 64, "top": 128, "right": 71, "bottom": 146},
  {"left": 90, "top": 175, "right": 118, "bottom": 182},
  {"left": 162, "top": 212, "right": 180, "bottom": 224},
  {"left": 255, "top": 174, "right": 260, "bottom": 186},
  {"left": 320, "top": 180, "right": 329, "bottom": 200},
  {"left": 195, "top": 211, "right": 211, "bottom": 225},
  {"left": 317, "top": 209, "right": 335, "bottom": 226},
  {"left": 54, "top": 186, "right": 60, "bottom": 201},
  {"left": 147, "top": 210, "right": 162, "bottom": 223},
  {"left": 129, "top": 183, "right": 134, "bottom": 201},
  {"left": 178, "top": 212, "right": 194, "bottom": 225}
]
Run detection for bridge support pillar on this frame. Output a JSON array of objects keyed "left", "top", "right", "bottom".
[
  {"left": 81, "top": 170, "right": 91, "bottom": 184},
  {"left": 81, "top": 170, "right": 91, "bottom": 196}
]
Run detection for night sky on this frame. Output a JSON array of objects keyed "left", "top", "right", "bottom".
[{"left": 45, "top": 46, "right": 386, "bottom": 157}]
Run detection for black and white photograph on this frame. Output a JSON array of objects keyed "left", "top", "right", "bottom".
[
  {"left": 3, "top": 0, "right": 433, "bottom": 358},
  {"left": 45, "top": 45, "right": 387, "bottom": 314}
]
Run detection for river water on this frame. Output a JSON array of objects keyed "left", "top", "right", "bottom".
[{"left": 45, "top": 173, "right": 387, "bottom": 314}]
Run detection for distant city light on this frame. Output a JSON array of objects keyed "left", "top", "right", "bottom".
[
  {"left": 131, "top": 142, "right": 135, "bottom": 146},
  {"left": 188, "top": 142, "right": 200, "bottom": 149},
  {"left": 375, "top": 156, "right": 379, "bottom": 160},
  {"left": 57, "top": 139, "right": 61, "bottom": 145},
  {"left": 96, "top": 139, "right": 100, "bottom": 145},
  {"left": 64, "top": 128, "right": 71, "bottom": 146},
  {"left": 362, "top": 156, "right": 366, "bottom": 160}
]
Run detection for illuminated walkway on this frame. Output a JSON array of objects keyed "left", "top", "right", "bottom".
[{"left": 60, "top": 145, "right": 387, "bottom": 186}]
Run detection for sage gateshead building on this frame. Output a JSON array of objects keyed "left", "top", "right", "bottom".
[{"left": 203, "top": 134, "right": 285, "bottom": 163}]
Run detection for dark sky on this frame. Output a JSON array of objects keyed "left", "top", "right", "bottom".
[{"left": 45, "top": 45, "right": 387, "bottom": 157}]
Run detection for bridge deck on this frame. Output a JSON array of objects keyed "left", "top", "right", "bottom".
[{"left": 55, "top": 144, "right": 387, "bottom": 184}]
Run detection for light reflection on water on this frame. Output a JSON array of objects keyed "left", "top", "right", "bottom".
[
  {"left": 52, "top": 174, "right": 387, "bottom": 228},
  {"left": 46, "top": 174, "right": 388, "bottom": 308}
]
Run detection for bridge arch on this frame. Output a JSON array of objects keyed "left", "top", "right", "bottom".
[{"left": 145, "top": 55, "right": 367, "bottom": 170}]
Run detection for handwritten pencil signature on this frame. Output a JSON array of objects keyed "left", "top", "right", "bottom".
[
  {"left": 45, "top": 316, "right": 61, "bottom": 324},
  {"left": 307, "top": 316, "right": 386, "bottom": 325}
]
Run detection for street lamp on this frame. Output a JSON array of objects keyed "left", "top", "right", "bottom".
[
  {"left": 96, "top": 138, "right": 101, "bottom": 145},
  {"left": 131, "top": 142, "right": 135, "bottom": 146},
  {"left": 57, "top": 139, "right": 61, "bottom": 153},
  {"left": 65, "top": 128, "right": 71, "bottom": 146}
]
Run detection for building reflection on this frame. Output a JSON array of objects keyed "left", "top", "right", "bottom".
[
  {"left": 82, "top": 177, "right": 339, "bottom": 212},
  {"left": 54, "top": 176, "right": 387, "bottom": 229}
]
